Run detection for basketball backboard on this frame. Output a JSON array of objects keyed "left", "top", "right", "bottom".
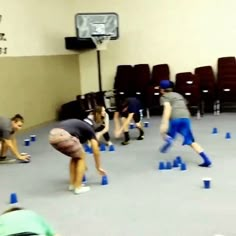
[{"left": 75, "top": 12, "right": 119, "bottom": 40}]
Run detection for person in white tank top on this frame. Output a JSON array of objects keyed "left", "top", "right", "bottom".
[{"left": 85, "top": 106, "right": 113, "bottom": 147}]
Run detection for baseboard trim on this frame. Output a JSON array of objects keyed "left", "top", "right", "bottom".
[{"left": 19, "top": 119, "right": 56, "bottom": 134}]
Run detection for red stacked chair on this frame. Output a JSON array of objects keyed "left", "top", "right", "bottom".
[
  {"left": 151, "top": 64, "right": 170, "bottom": 86},
  {"left": 175, "top": 72, "right": 201, "bottom": 115},
  {"left": 217, "top": 57, "right": 236, "bottom": 112},
  {"left": 132, "top": 64, "right": 151, "bottom": 96},
  {"left": 114, "top": 65, "right": 134, "bottom": 96},
  {"left": 131, "top": 64, "right": 151, "bottom": 113},
  {"left": 144, "top": 64, "right": 170, "bottom": 116},
  {"left": 194, "top": 66, "right": 216, "bottom": 113}
]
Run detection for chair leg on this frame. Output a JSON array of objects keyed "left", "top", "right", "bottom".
[
  {"left": 146, "top": 108, "right": 150, "bottom": 119},
  {"left": 214, "top": 100, "right": 220, "bottom": 115}
]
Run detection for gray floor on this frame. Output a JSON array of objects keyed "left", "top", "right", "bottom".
[{"left": 1, "top": 114, "right": 236, "bottom": 236}]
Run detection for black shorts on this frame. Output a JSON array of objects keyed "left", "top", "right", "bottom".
[{"left": 121, "top": 112, "right": 141, "bottom": 123}]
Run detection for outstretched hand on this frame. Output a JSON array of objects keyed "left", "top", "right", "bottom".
[
  {"left": 97, "top": 167, "right": 107, "bottom": 176},
  {"left": 19, "top": 153, "right": 30, "bottom": 161}
]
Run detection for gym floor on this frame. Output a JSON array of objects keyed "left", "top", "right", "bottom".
[{"left": 1, "top": 114, "right": 236, "bottom": 236}]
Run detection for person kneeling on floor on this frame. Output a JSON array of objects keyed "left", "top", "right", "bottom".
[{"left": 0, "top": 114, "right": 30, "bottom": 163}]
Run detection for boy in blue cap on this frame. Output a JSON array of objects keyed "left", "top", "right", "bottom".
[{"left": 159, "top": 80, "right": 212, "bottom": 167}]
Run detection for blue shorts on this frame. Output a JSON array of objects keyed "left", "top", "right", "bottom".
[{"left": 167, "top": 118, "right": 195, "bottom": 145}]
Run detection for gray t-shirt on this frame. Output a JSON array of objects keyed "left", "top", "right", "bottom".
[
  {"left": 160, "top": 92, "right": 190, "bottom": 119},
  {"left": 0, "top": 117, "right": 13, "bottom": 139}
]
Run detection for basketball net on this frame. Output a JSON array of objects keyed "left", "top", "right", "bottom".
[{"left": 91, "top": 34, "right": 111, "bottom": 51}]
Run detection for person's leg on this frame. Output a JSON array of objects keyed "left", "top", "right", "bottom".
[
  {"left": 0, "top": 140, "right": 9, "bottom": 160},
  {"left": 74, "top": 158, "right": 90, "bottom": 194},
  {"left": 69, "top": 158, "right": 76, "bottom": 190},
  {"left": 134, "top": 113, "right": 144, "bottom": 140},
  {"left": 103, "top": 132, "right": 113, "bottom": 146},
  {"left": 180, "top": 119, "right": 212, "bottom": 167},
  {"left": 190, "top": 142, "right": 212, "bottom": 167},
  {"left": 121, "top": 117, "right": 130, "bottom": 145}
]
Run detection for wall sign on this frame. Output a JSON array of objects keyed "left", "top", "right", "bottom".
[{"left": 0, "top": 15, "right": 8, "bottom": 55}]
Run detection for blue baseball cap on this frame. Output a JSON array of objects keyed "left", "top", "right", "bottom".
[{"left": 160, "top": 80, "right": 172, "bottom": 89}]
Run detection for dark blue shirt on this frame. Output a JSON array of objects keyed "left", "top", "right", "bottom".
[{"left": 127, "top": 97, "right": 141, "bottom": 114}]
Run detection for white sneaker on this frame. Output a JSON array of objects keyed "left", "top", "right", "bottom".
[
  {"left": 68, "top": 183, "right": 86, "bottom": 191},
  {"left": 68, "top": 185, "right": 74, "bottom": 191},
  {"left": 74, "top": 186, "right": 90, "bottom": 194}
]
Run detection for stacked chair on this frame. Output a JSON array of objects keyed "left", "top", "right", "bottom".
[
  {"left": 151, "top": 64, "right": 170, "bottom": 86},
  {"left": 114, "top": 65, "right": 134, "bottom": 97},
  {"left": 217, "top": 56, "right": 236, "bottom": 112},
  {"left": 175, "top": 72, "right": 201, "bottom": 116},
  {"left": 194, "top": 66, "right": 216, "bottom": 114},
  {"left": 145, "top": 64, "right": 170, "bottom": 117},
  {"left": 59, "top": 57, "right": 236, "bottom": 121},
  {"left": 132, "top": 64, "right": 151, "bottom": 109}
]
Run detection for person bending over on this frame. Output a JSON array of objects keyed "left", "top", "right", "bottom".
[
  {"left": 49, "top": 119, "right": 107, "bottom": 195},
  {"left": 114, "top": 97, "right": 144, "bottom": 145}
]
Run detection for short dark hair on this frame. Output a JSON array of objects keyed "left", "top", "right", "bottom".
[
  {"left": 11, "top": 114, "right": 24, "bottom": 122},
  {"left": 2, "top": 207, "right": 23, "bottom": 215}
]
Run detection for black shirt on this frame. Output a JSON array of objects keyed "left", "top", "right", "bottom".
[{"left": 58, "top": 119, "right": 96, "bottom": 144}]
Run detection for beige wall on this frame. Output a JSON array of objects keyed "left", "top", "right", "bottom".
[
  {"left": 77, "top": 0, "right": 236, "bottom": 93},
  {"left": 0, "top": 55, "right": 81, "bottom": 129},
  {"left": 0, "top": 0, "right": 77, "bottom": 56},
  {"left": 0, "top": 0, "right": 82, "bottom": 129}
]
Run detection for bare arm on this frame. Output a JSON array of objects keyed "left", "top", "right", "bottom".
[
  {"left": 160, "top": 102, "right": 172, "bottom": 135},
  {"left": 90, "top": 138, "right": 106, "bottom": 175},
  {"left": 161, "top": 102, "right": 172, "bottom": 124},
  {"left": 3, "top": 138, "right": 21, "bottom": 159}
]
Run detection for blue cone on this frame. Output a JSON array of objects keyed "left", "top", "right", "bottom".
[
  {"left": 10, "top": 193, "right": 18, "bottom": 204},
  {"left": 225, "top": 132, "right": 231, "bottom": 139},
  {"left": 166, "top": 161, "right": 172, "bottom": 170},
  {"left": 212, "top": 127, "right": 218, "bottom": 134},
  {"left": 173, "top": 159, "right": 179, "bottom": 168},
  {"left": 180, "top": 163, "right": 187, "bottom": 171},
  {"left": 109, "top": 145, "right": 115, "bottom": 152},
  {"left": 101, "top": 175, "right": 108, "bottom": 185},
  {"left": 100, "top": 143, "right": 106, "bottom": 151},
  {"left": 84, "top": 144, "right": 92, "bottom": 153},
  {"left": 175, "top": 156, "right": 182, "bottom": 164},
  {"left": 82, "top": 175, "right": 87, "bottom": 183},
  {"left": 158, "top": 161, "right": 165, "bottom": 170}
]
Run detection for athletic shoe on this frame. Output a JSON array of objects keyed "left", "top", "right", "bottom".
[
  {"left": 199, "top": 161, "right": 212, "bottom": 167},
  {"left": 121, "top": 140, "right": 130, "bottom": 145},
  {"left": 74, "top": 186, "right": 90, "bottom": 194},
  {"left": 136, "top": 135, "right": 144, "bottom": 140},
  {"left": 0, "top": 156, "right": 16, "bottom": 164}
]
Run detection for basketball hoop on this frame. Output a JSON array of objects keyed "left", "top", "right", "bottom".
[{"left": 91, "top": 34, "right": 111, "bottom": 51}]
